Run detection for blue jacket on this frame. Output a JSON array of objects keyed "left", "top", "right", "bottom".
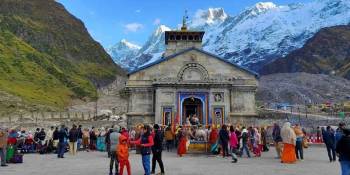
[
  {"left": 335, "top": 129, "right": 344, "bottom": 146},
  {"left": 322, "top": 129, "right": 335, "bottom": 147},
  {"left": 58, "top": 129, "right": 68, "bottom": 143}
]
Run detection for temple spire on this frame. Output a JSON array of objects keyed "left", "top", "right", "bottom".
[{"left": 181, "top": 10, "right": 188, "bottom": 31}]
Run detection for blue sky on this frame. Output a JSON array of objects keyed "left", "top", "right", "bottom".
[{"left": 58, "top": 0, "right": 310, "bottom": 48}]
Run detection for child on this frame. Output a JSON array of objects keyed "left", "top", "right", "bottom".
[{"left": 117, "top": 135, "right": 131, "bottom": 175}]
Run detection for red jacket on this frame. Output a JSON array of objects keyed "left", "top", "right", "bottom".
[
  {"left": 130, "top": 135, "right": 154, "bottom": 147},
  {"left": 117, "top": 135, "right": 129, "bottom": 161}
]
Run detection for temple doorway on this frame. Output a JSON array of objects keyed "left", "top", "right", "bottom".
[{"left": 182, "top": 97, "right": 203, "bottom": 125}]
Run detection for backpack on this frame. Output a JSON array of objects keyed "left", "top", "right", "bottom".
[
  {"left": 11, "top": 154, "right": 23, "bottom": 163},
  {"left": 6, "top": 145, "right": 15, "bottom": 162}
]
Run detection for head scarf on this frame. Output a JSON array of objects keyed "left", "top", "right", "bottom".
[{"left": 281, "top": 122, "right": 296, "bottom": 145}]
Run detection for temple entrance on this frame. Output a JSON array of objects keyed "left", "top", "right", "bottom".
[{"left": 182, "top": 97, "right": 203, "bottom": 125}]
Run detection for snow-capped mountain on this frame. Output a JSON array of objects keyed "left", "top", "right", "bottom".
[
  {"left": 106, "top": 39, "right": 141, "bottom": 69},
  {"left": 108, "top": 0, "right": 350, "bottom": 71}
]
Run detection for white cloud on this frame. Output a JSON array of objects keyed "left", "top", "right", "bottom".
[
  {"left": 135, "top": 9, "right": 141, "bottom": 13},
  {"left": 124, "top": 23, "right": 144, "bottom": 33},
  {"left": 153, "top": 18, "right": 161, "bottom": 25}
]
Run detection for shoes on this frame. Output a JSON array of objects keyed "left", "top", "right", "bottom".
[
  {"left": 232, "top": 159, "right": 238, "bottom": 163},
  {"left": 1, "top": 164, "right": 8, "bottom": 167}
]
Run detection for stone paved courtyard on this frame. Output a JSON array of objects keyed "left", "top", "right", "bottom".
[{"left": 0, "top": 146, "right": 340, "bottom": 175}]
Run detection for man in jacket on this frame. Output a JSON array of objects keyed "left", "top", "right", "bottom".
[
  {"left": 0, "top": 127, "right": 8, "bottom": 167},
  {"left": 57, "top": 125, "right": 68, "bottom": 158},
  {"left": 219, "top": 125, "right": 229, "bottom": 158},
  {"left": 272, "top": 123, "right": 283, "bottom": 159},
  {"left": 77, "top": 125, "right": 83, "bottom": 151},
  {"left": 109, "top": 126, "right": 120, "bottom": 175},
  {"left": 68, "top": 124, "right": 79, "bottom": 155},
  {"left": 151, "top": 124, "right": 165, "bottom": 175},
  {"left": 322, "top": 126, "right": 336, "bottom": 162},
  {"left": 336, "top": 128, "right": 350, "bottom": 175}
]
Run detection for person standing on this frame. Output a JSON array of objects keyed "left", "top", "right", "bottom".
[
  {"left": 260, "top": 127, "right": 268, "bottom": 152},
  {"left": 82, "top": 128, "right": 90, "bottom": 152},
  {"left": 336, "top": 128, "right": 350, "bottom": 175},
  {"left": 281, "top": 122, "right": 297, "bottom": 164},
  {"left": 117, "top": 135, "right": 131, "bottom": 175},
  {"left": 131, "top": 125, "right": 154, "bottom": 175},
  {"left": 336, "top": 122, "right": 346, "bottom": 146},
  {"left": 68, "top": 124, "right": 79, "bottom": 155},
  {"left": 151, "top": 124, "right": 165, "bottom": 175},
  {"left": 294, "top": 124, "right": 304, "bottom": 161},
  {"left": 240, "top": 127, "right": 251, "bottom": 158},
  {"left": 57, "top": 125, "right": 68, "bottom": 158},
  {"left": 52, "top": 127, "right": 59, "bottom": 151},
  {"left": 109, "top": 126, "right": 120, "bottom": 175},
  {"left": 105, "top": 127, "right": 112, "bottom": 158},
  {"left": 219, "top": 125, "right": 229, "bottom": 158},
  {"left": 46, "top": 126, "right": 54, "bottom": 152},
  {"left": 77, "top": 125, "right": 83, "bottom": 151},
  {"left": 253, "top": 128, "right": 262, "bottom": 157},
  {"left": 209, "top": 125, "right": 218, "bottom": 154},
  {"left": 177, "top": 127, "right": 187, "bottom": 157},
  {"left": 272, "top": 123, "right": 283, "bottom": 159},
  {"left": 37, "top": 128, "right": 46, "bottom": 152},
  {"left": 316, "top": 126, "right": 321, "bottom": 143},
  {"left": 229, "top": 125, "right": 238, "bottom": 163},
  {"left": 0, "top": 127, "right": 8, "bottom": 167},
  {"left": 164, "top": 126, "right": 174, "bottom": 152},
  {"left": 322, "top": 126, "right": 336, "bottom": 162},
  {"left": 90, "top": 127, "right": 97, "bottom": 151}
]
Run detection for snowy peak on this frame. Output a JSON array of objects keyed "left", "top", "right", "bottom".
[
  {"left": 191, "top": 8, "right": 228, "bottom": 27},
  {"left": 119, "top": 39, "right": 141, "bottom": 50},
  {"left": 154, "top": 25, "right": 171, "bottom": 36},
  {"left": 251, "top": 2, "right": 277, "bottom": 14},
  {"left": 106, "top": 39, "right": 141, "bottom": 69},
  {"left": 107, "top": 39, "right": 140, "bottom": 52},
  {"left": 237, "top": 2, "right": 279, "bottom": 21},
  {"left": 139, "top": 25, "right": 171, "bottom": 54}
]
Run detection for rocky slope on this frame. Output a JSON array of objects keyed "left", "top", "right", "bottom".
[
  {"left": 257, "top": 73, "right": 350, "bottom": 105},
  {"left": 108, "top": 0, "right": 350, "bottom": 71},
  {"left": 260, "top": 25, "right": 350, "bottom": 79},
  {"left": 0, "top": 0, "right": 125, "bottom": 112}
]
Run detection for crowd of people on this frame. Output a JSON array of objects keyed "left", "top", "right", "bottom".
[{"left": 0, "top": 121, "right": 350, "bottom": 175}]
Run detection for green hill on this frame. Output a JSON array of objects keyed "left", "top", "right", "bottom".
[{"left": 0, "top": 0, "right": 125, "bottom": 112}]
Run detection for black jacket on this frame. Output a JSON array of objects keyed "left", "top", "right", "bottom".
[
  {"left": 53, "top": 130, "right": 59, "bottom": 140},
  {"left": 69, "top": 128, "right": 79, "bottom": 142},
  {"left": 219, "top": 129, "right": 229, "bottom": 144},
  {"left": 152, "top": 130, "right": 164, "bottom": 153},
  {"left": 336, "top": 136, "right": 350, "bottom": 161},
  {"left": 58, "top": 129, "right": 68, "bottom": 143}
]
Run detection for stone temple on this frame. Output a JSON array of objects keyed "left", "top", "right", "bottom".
[{"left": 124, "top": 21, "right": 259, "bottom": 127}]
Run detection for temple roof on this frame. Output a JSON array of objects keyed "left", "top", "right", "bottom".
[{"left": 128, "top": 47, "right": 259, "bottom": 78}]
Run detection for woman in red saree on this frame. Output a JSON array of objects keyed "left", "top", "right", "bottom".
[
  {"left": 177, "top": 127, "right": 187, "bottom": 157},
  {"left": 281, "top": 122, "right": 297, "bottom": 164}
]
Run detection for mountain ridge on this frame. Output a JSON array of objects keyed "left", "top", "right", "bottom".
[
  {"left": 260, "top": 25, "right": 350, "bottom": 79},
  {"left": 108, "top": 0, "right": 350, "bottom": 72}
]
